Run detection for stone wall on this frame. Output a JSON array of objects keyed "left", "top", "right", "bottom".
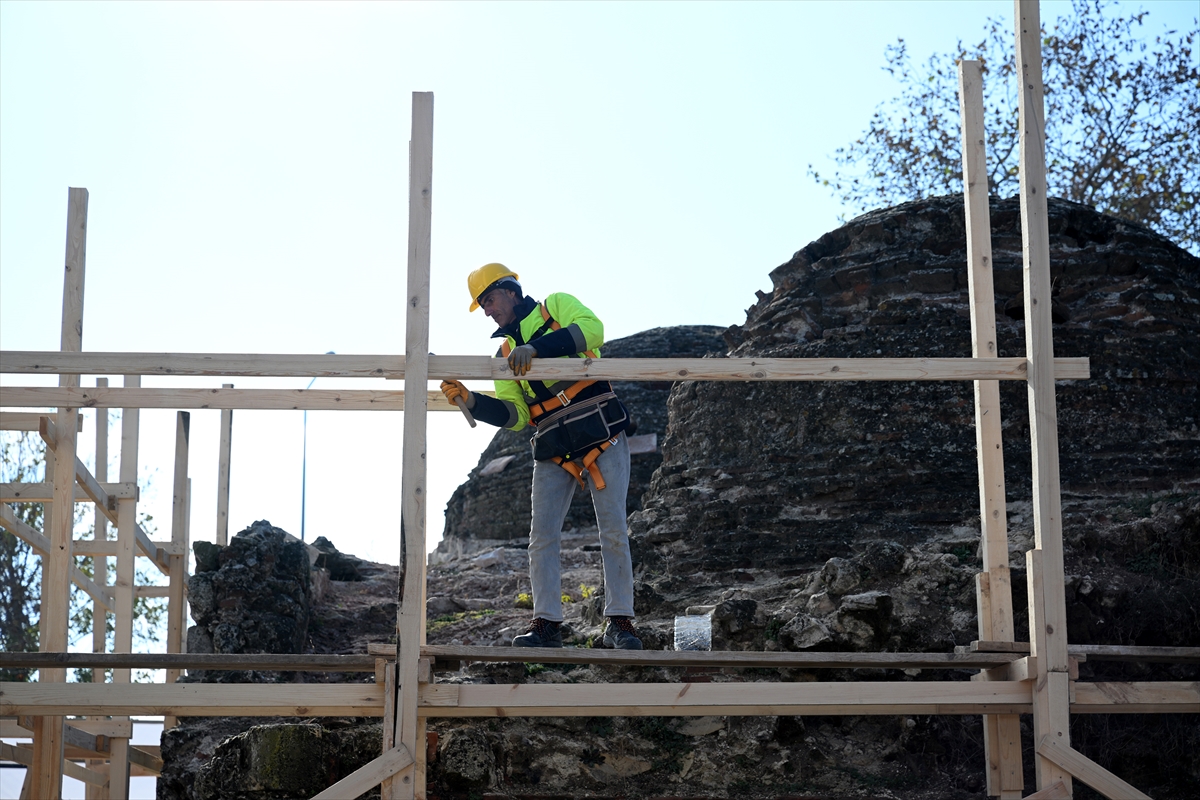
[{"left": 632, "top": 196, "right": 1200, "bottom": 594}]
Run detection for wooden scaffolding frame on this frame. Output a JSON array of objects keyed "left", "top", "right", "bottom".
[{"left": 1, "top": 3, "right": 1197, "bottom": 798}]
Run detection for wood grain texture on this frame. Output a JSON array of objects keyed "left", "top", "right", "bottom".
[
  {"left": 1, "top": 652, "right": 377, "bottom": 672},
  {"left": 393, "top": 90, "right": 435, "bottom": 800},
  {"left": 2, "top": 351, "right": 1091, "bottom": 382},
  {"left": 1037, "top": 738, "right": 1151, "bottom": 799},
  {"left": 216, "top": 384, "right": 234, "bottom": 545},
  {"left": 311, "top": 745, "right": 413, "bottom": 800},
  {"left": 392, "top": 643, "right": 1023, "bottom": 669},
  {"left": 0, "top": 412, "right": 82, "bottom": 431}
]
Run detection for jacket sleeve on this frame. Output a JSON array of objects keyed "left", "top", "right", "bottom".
[
  {"left": 491, "top": 341, "right": 532, "bottom": 431},
  {"left": 541, "top": 293, "right": 604, "bottom": 354}
]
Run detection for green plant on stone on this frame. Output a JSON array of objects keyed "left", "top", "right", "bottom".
[{"left": 514, "top": 592, "right": 533, "bottom": 609}]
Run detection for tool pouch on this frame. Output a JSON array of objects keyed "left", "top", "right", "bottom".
[{"left": 531, "top": 394, "right": 628, "bottom": 462}]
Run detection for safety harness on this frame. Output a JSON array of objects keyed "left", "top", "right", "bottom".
[{"left": 501, "top": 304, "right": 623, "bottom": 491}]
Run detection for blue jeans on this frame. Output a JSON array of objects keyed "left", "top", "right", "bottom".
[{"left": 529, "top": 432, "right": 634, "bottom": 622}]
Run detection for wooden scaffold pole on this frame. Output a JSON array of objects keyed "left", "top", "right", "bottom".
[
  {"left": 29, "top": 186, "right": 87, "bottom": 800},
  {"left": 957, "top": 58, "right": 1022, "bottom": 798}
]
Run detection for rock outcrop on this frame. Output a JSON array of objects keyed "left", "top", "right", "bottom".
[
  {"left": 437, "top": 325, "right": 725, "bottom": 557},
  {"left": 160, "top": 197, "right": 1200, "bottom": 800},
  {"left": 186, "top": 520, "right": 312, "bottom": 680}
]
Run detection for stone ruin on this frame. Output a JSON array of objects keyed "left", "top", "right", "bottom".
[{"left": 160, "top": 196, "right": 1200, "bottom": 799}]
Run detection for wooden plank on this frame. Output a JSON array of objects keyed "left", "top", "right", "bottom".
[
  {"left": 959, "top": 58, "right": 1015, "bottom": 641},
  {"left": 311, "top": 745, "right": 414, "bottom": 800},
  {"left": 1071, "top": 681, "right": 1200, "bottom": 714},
  {"left": 30, "top": 185, "right": 88, "bottom": 800},
  {"left": 1024, "top": 780, "right": 1070, "bottom": 800},
  {"left": 3, "top": 386, "right": 406, "bottom": 411},
  {"left": 2, "top": 351, "right": 1092, "bottom": 382},
  {"left": 392, "top": 89, "right": 435, "bottom": 800},
  {"left": 1037, "top": 738, "right": 1151, "bottom": 799},
  {"left": 110, "top": 375, "right": 140, "bottom": 800},
  {"left": 971, "top": 641, "right": 1198, "bottom": 662},
  {"left": 126, "top": 744, "right": 163, "bottom": 776},
  {"left": 1015, "top": 0, "right": 1070, "bottom": 675},
  {"left": 91, "top": 381, "right": 111, "bottom": 696},
  {"left": 1, "top": 742, "right": 107, "bottom": 787},
  {"left": 216, "top": 384, "right": 233, "bottom": 545},
  {"left": 3, "top": 680, "right": 1193, "bottom": 719},
  {"left": 69, "top": 538, "right": 182, "bottom": 558},
  {"left": 0, "top": 481, "right": 138, "bottom": 503},
  {"left": 94, "top": 383, "right": 110, "bottom": 539},
  {"left": 1, "top": 682, "right": 387, "bottom": 716},
  {"left": 165, "top": 412, "right": 190, "bottom": 705},
  {"left": 0, "top": 652, "right": 378, "bottom": 671},
  {"left": 417, "top": 681, "right": 1033, "bottom": 717},
  {"left": 960, "top": 57, "right": 1024, "bottom": 796},
  {"left": 0, "top": 412, "right": 82, "bottom": 432},
  {"left": 373, "top": 643, "right": 1023, "bottom": 670},
  {"left": 380, "top": 661, "right": 399, "bottom": 798},
  {"left": 1, "top": 350, "right": 402, "bottom": 378},
  {"left": 1069, "top": 645, "right": 1200, "bottom": 663},
  {"left": 1, "top": 718, "right": 135, "bottom": 739}
]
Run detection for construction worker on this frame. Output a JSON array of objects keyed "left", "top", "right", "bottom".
[{"left": 441, "top": 263, "right": 642, "bottom": 650}]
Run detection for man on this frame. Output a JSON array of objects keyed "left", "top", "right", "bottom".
[{"left": 441, "top": 263, "right": 642, "bottom": 650}]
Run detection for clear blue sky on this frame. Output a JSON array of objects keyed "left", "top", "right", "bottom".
[{"left": 2, "top": 1, "right": 1195, "bottom": 574}]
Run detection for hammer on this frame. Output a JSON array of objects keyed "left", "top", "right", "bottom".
[{"left": 430, "top": 352, "right": 476, "bottom": 428}]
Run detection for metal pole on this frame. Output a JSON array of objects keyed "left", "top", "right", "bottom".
[{"left": 301, "top": 352, "right": 334, "bottom": 543}]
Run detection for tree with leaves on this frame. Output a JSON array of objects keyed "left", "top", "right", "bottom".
[
  {"left": 809, "top": 0, "right": 1199, "bottom": 253},
  {"left": 1, "top": 430, "right": 168, "bottom": 682}
]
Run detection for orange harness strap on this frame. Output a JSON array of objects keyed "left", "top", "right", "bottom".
[
  {"left": 551, "top": 436, "right": 619, "bottom": 491},
  {"left": 501, "top": 303, "right": 599, "bottom": 423}
]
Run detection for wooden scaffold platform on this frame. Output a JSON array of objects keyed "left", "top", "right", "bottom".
[{"left": 1, "top": 2, "right": 1197, "bottom": 798}]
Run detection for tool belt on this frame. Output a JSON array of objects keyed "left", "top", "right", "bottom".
[{"left": 501, "top": 303, "right": 628, "bottom": 489}]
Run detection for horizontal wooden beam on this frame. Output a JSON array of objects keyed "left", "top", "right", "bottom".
[
  {"left": 0, "top": 718, "right": 133, "bottom": 739},
  {"left": 387, "top": 643, "right": 1024, "bottom": 670},
  {"left": 1071, "top": 681, "right": 1200, "bottom": 714},
  {"left": 965, "top": 641, "right": 1200, "bottom": 663},
  {"left": 420, "top": 680, "right": 1034, "bottom": 717},
  {"left": 0, "top": 387, "right": 474, "bottom": 412},
  {"left": 0, "top": 412, "right": 82, "bottom": 432},
  {"left": 2, "top": 351, "right": 1090, "bottom": 382},
  {"left": 3, "top": 680, "right": 1193, "bottom": 719},
  {"left": 1, "top": 482, "right": 138, "bottom": 503},
  {"left": 68, "top": 538, "right": 183, "bottom": 558},
  {"left": 1, "top": 681, "right": 386, "bottom": 716},
  {"left": 1, "top": 652, "right": 378, "bottom": 672},
  {"left": 0, "top": 717, "right": 133, "bottom": 739}
]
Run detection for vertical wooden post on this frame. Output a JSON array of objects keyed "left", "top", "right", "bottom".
[
  {"left": 388, "top": 90, "right": 434, "bottom": 800},
  {"left": 164, "top": 411, "right": 190, "bottom": 729},
  {"left": 1014, "top": 0, "right": 1072, "bottom": 793},
  {"left": 216, "top": 385, "right": 234, "bottom": 546},
  {"left": 108, "top": 375, "right": 141, "bottom": 800},
  {"left": 31, "top": 186, "right": 87, "bottom": 800},
  {"left": 958, "top": 58, "right": 1022, "bottom": 798},
  {"left": 87, "top": 381, "right": 110, "bottom": 800}
]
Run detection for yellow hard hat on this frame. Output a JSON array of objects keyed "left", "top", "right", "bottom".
[{"left": 467, "top": 263, "right": 520, "bottom": 312}]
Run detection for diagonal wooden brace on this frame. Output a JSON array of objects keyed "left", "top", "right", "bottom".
[
  {"left": 1037, "top": 738, "right": 1151, "bottom": 800},
  {"left": 309, "top": 744, "right": 414, "bottom": 800}
]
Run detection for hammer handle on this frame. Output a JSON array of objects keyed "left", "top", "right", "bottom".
[{"left": 452, "top": 396, "right": 477, "bottom": 428}]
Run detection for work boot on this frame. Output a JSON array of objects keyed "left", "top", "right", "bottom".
[
  {"left": 512, "top": 618, "right": 563, "bottom": 648},
  {"left": 602, "top": 616, "right": 643, "bottom": 650}
]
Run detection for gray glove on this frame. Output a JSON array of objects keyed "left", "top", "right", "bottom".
[{"left": 508, "top": 344, "right": 537, "bottom": 376}]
